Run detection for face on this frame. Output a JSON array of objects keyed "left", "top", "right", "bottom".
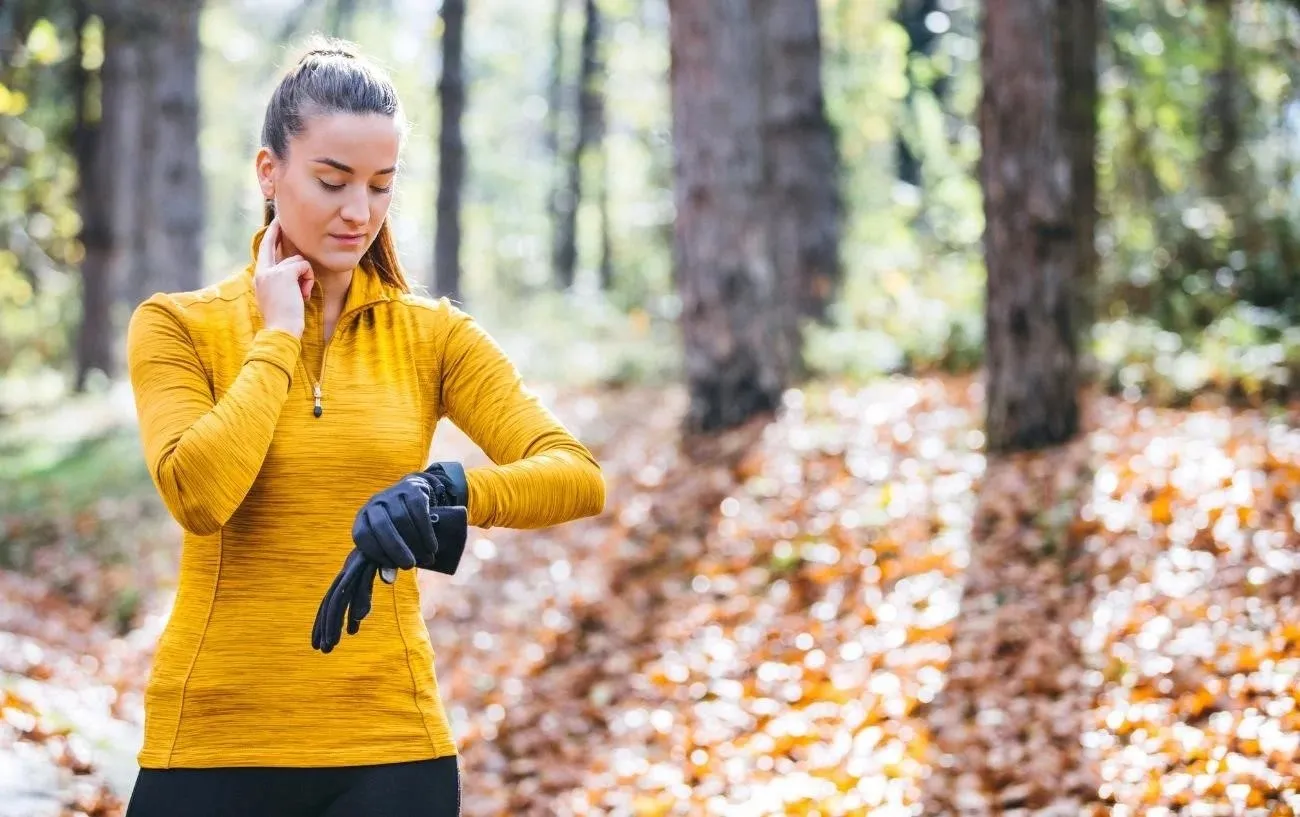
[{"left": 256, "top": 111, "right": 402, "bottom": 274}]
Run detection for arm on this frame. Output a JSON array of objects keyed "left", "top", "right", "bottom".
[
  {"left": 439, "top": 304, "right": 605, "bottom": 530},
  {"left": 127, "top": 297, "right": 302, "bottom": 535}
]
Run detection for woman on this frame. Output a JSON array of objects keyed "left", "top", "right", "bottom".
[{"left": 123, "top": 38, "right": 605, "bottom": 817}]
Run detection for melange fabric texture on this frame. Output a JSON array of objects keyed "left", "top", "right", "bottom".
[{"left": 125, "top": 225, "right": 605, "bottom": 768}]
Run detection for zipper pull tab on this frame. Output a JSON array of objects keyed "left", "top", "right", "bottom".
[{"left": 313, "top": 383, "right": 323, "bottom": 418}]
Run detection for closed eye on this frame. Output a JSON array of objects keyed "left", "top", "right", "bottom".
[{"left": 318, "top": 180, "right": 393, "bottom": 194}]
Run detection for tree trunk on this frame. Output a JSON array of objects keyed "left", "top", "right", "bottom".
[
  {"left": 147, "top": 0, "right": 205, "bottom": 295},
  {"left": 759, "top": 0, "right": 841, "bottom": 323},
  {"left": 669, "top": 0, "right": 797, "bottom": 434},
  {"left": 327, "top": 0, "right": 358, "bottom": 38},
  {"left": 598, "top": 139, "right": 613, "bottom": 291},
  {"left": 122, "top": 1, "right": 203, "bottom": 302},
  {"left": 73, "top": 0, "right": 113, "bottom": 390},
  {"left": 552, "top": 0, "right": 603, "bottom": 290},
  {"left": 434, "top": 0, "right": 467, "bottom": 302},
  {"left": 74, "top": 0, "right": 147, "bottom": 385},
  {"left": 981, "top": 0, "right": 1096, "bottom": 453},
  {"left": 893, "top": 0, "right": 942, "bottom": 187}
]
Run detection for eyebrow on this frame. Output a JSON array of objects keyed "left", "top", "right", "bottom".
[{"left": 311, "top": 157, "right": 397, "bottom": 175}]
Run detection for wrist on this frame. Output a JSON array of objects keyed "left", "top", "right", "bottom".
[{"left": 423, "top": 461, "right": 469, "bottom": 507}]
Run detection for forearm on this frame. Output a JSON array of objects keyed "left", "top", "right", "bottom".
[
  {"left": 465, "top": 446, "right": 605, "bottom": 530},
  {"left": 136, "top": 325, "right": 300, "bottom": 535}
]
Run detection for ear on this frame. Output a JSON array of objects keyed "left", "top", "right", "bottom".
[{"left": 255, "top": 147, "right": 278, "bottom": 200}]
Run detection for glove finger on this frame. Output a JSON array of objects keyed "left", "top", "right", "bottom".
[
  {"left": 313, "top": 558, "right": 349, "bottom": 651},
  {"left": 324, "top": 552, "right": 366, "bottom": 653},
  {"left": 368, "top": 502, "right": 416, "bottom": 570},
  {"left": 353, "top": 508, "right": 396, "bottom": 569},
  {"left": 400, "top": 491, "right": 439, "bottom": 563},
  {"left": 348, "top": 561, "right": 380, "bottom": 635}
]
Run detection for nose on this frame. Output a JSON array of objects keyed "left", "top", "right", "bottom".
[{"left": 339, "top": 188, "right": 368, "bottom": 227}]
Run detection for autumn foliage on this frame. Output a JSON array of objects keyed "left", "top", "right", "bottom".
[{"left": 3, "top": 379, "right": 1300, "bottom": 815}]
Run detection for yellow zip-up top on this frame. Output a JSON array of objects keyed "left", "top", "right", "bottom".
[{"left": 125, "top": 227, "right": 605, "bottom": 768}]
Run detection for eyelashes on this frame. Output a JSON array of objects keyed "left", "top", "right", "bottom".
[{"left": 317, "top": 180, "right": 393, "bottom": 194}]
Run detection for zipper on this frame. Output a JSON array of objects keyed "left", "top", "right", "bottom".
[{"left": 308, "top": 305, "right": 367, "bottom": 418}]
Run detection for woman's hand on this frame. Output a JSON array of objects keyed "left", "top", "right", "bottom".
[{"left": 254, "top": 218, "right": 314, "bottom": 338}]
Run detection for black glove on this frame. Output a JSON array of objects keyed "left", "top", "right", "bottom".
[
  {"left": 310, "top": 507, "right": 468, "bottom": 653},
  {"left": 311, "top": 548, "right": 378, "bottom": 654},
  {"left": 351, "top": 462, "right": 469, "bottom": 577},
  {"left": 310, "top": 462, "right": 470, "bottom": 653}
]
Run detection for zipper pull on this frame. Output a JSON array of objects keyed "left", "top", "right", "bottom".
[{"left": 313, "top": 383, "right": 323, "bottom": 418}]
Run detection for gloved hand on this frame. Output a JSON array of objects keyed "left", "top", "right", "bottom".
[
  {"left": 311, "top": 506, "right": 467, "bottom": 653},
  {"left": 311, "top": 462, "right": 470, "bottom": 654},
  {"left": 352, "top": 462, "right": 468, "bottom": 579}
]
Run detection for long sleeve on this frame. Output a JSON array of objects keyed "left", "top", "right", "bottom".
[
  {"left": 439, "top": 305, "right": 605, "bottom": 530},
  {"left": 127, "top": 297, "right": 302, "bottom": 536}
]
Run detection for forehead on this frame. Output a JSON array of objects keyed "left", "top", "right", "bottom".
[{"left": 289, "top": 111, "right": 401, "bottom": 170}]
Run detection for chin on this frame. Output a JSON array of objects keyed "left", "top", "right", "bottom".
[{"left": 315, "top": 249, "right": 366, "bottom": 274}]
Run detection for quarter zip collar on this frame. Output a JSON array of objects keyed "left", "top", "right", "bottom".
[{"left": 244, "top": 224, "right": 398, "bottom": 324}]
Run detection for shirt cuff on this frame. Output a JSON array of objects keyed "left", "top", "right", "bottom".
[{"left": 243, "top": 328, "right": 302, "bottom": 380}]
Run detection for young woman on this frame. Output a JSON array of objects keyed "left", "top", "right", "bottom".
[{"left": 123, "top": 38, "right": 604, "bottom": 817}]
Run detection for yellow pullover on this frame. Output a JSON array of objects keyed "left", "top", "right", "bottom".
[{"left": 125, "top": 227, "right": 605, "bottom": 768}]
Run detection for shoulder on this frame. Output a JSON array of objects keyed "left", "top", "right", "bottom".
[
  {"left": 131, "top": 268, "right": 254, "bottom": 327},
  {"left": 386, "top": 289, "right": 478, "bottom": 334}
]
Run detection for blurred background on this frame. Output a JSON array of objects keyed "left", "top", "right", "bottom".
[{"left": 4, "top": 0, "right": 1300, "bottom": 815}]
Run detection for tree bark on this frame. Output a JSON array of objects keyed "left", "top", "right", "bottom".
[
  {"left": 669, "top": 0, "right": 797, "bottom": 434},
  {"left": 552, "top": 0, "right": 603, "bottom": 290},
  {"left": 147, "top": 0, "right": 205, "bottom": 295},
  {"left": 434, "top": 0, "right": 467, "bottom": 302},
  {"left": 981, "top": 0, "right": 1097, "bottom": 453},
  {"left": 73, "top": 0, "right": 113, "bottom": 390},
  {"left": 759, "top": 0, "right": 841, "bottom": 323},
  {"left": 893, "top": 0, "right": 942, "bottom": 187},
  {"left": 74, "top": 0, "right": 146, "bottom": 384},
  {"left": 121, "top": 0, "right": 203, "bottom": 303}
]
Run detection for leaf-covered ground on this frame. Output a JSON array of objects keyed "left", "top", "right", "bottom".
[{"left": 3, "top": 378, "right": 1300, "bottom": 815}]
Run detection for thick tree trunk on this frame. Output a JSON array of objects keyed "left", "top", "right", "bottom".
[
  {"left": 147, "top": 0, "right": 205, "bottom": 294},
  {"left": 759, "top": 0, "right": 841, "bottom": 323},
  {"left": 434, "top": 0, "right": 467, "bottom": 302},
  {"left": 75, "top": 0, "right": 148, "bottom": 385},
  {"left": 123, "top": 1, "right": 203, "bottom": 302},
  {"left": 981, "top": 0, "right": 1096, "bottom": 453},
  {"left": 553, "top": 0, "right": 603, "bottom": 290},
  {"left": 669, "top": 0, "right": 797, "bottom": 434}
]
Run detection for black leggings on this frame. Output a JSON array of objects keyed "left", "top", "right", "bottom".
[{"left": 124, "top": 755, "right": 460, "bottom": 817}]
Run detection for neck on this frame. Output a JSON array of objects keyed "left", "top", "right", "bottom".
[
  {"left": 314, "top": 266, "right": 354, "bottom": 315},
  {"left": 275, "top": 229, "right": 353, "bottom": 314}
]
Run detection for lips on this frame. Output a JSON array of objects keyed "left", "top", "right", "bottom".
[{"left": 331, "top": 233, "right": 366, "bottom": 246}]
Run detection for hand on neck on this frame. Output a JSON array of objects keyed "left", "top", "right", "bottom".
[{"left": 276, "top": 230, "right": 354, "bottom": 312}]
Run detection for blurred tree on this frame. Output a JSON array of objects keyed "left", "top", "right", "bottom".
[
  {"left": 893, "top": 0, "right": 942, "bottom": 188},
  {"left": 74, "top": 0, "right": 114, "bottom": 390},
  {"left": 670, "top": 0, "right": 800, "bottom": 433},
  {"left": 137, "top": 0, "right": 205, "bottom": 301},
  {"left": 762, "top": 0, "right": 841, "bottom": 323},
  {"left": 434, "top": 0, "right": 467, "bottom": 302},
  {"left": 981, "top": 0, "right": 1097, "bottom": 451},
  {"left": 545, "top": 0, "right": 569, "bottom": 284},
  {"left": 552, "top": 0, "right": 605, "bottom": 291},
  {"left": 326, "top": 0, "right": 358, "bottom": 39}
]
